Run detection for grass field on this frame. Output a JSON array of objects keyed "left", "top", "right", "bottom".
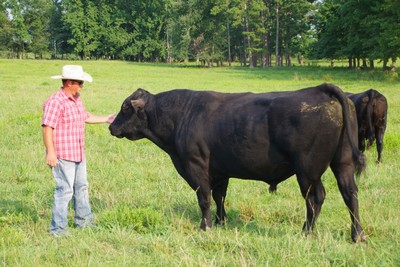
[{"left": 0, "top": 59, "right": 399, "bottom": 266}]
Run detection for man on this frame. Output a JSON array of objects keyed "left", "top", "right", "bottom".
[{"left": 42, "top": 65, "right": 115, "bottom": 236}]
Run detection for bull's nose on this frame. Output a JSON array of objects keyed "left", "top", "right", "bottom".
[
  {"left": 108, "top": 124, "right": 114, "bottom": 134},
  {"left": 109, "top": 124, "right": 120, "bottom": 137}
]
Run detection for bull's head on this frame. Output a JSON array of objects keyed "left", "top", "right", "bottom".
[{"left": 109, "top": 88, "right": 151, "bottom": 140}]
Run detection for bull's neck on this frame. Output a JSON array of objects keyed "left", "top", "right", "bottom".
[{"left": 144, "top": 103, "right": 180, "bottom": 154}]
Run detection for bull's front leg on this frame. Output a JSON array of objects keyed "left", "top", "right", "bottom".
[
  {"left": 196, "top": 186, "right": 212, "bottom": 230},
  {"left": 183, "top": 146, "right": 212, "bottom": 230}
]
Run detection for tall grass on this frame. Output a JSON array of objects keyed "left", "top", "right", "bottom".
[{"left": 0, "top": 59, "right": 399, "bottom": 266}]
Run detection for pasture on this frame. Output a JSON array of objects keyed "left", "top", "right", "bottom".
[{"left": 0, "top": 59, "right": 399, "bottom": 266}]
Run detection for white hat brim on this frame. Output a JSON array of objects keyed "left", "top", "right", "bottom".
[{"left": 51, "top": 72, "right": 93, "bottom": 83}]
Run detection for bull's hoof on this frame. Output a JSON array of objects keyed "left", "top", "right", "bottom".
[
  {"left": 200, "top": 226, "right": 211, "bottom": 231},
  {"left": 200, "top": 220, "right": 212, "bottom": 231},
  {"left": 353, "top": 232, "right": 367, "bottom": 243},
  {"left": 215, "top": 217, "right": 227, "bottom": 226}
]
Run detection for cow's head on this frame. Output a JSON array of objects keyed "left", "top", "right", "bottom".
[{"left": 109, "top": 88, "right": 151, "bottom": 140}]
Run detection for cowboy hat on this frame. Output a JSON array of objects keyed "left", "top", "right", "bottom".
[{"left": 51, "top": 65, "right": 93, "bottom": 82}]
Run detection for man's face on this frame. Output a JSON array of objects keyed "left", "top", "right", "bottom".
[{"left": 71, "top": 80, "right": 84, "bottom": 97}]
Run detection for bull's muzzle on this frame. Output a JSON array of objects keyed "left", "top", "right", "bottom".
[{"left": 109, "top": 124, "right": 123, "bottom": 138}]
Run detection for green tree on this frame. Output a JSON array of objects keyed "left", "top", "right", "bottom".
[
  {"left": 312, "top": 0, "right": 399, "bottom": 69},
  {"left": 278, "top": 0, "right": 313, "bottom": 66},
  {"left": 310, "top": 0, "right": 342, "bottom": 62},
  {"left": 48, "top": 0, "right": 73, "bottom": 58},
  {"left": 5, "top": 0, "right": 30, "bottom": 58},
  {"left": 23, "top": 0, "right": 51, "bottom": 58},
  {"left": 96, "top": 0, "right": 167, "bottom": 61},
  {"left": 378, "top": 0, "right": 400, "bottom": 70},
  {"left": 191, "top": 0, "right": 227, "bottom": 66},
  {"left": 61, "top": 0, "right": 101, "bottom": 59},
  {"left": 167, "top": 0, "right": 200, "bottom": 62},
  {"left": 130, "top": 0, "right": 167, "bottom": 61},
  {"left": 0, "top": 2, "right": 14, "bottom": 54}
]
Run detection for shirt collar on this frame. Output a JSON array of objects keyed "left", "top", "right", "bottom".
[{"left": 60, "top": 87, "right": 79, "bottom": 102}]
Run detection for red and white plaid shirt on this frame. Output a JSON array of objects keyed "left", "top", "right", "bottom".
[{"left": 42, "top": 88, "right": 90, "bottom": 162}]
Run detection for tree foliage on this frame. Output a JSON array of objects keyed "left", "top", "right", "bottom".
[
  {"left": 0, "top": 0, "right": 398, "bottom": 68},
  {"left": 312, "top": 0, "right": 400, "bottom": 69}
]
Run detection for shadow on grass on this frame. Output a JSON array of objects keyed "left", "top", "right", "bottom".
[
  {"left": 168, "top": 201, "right": 303, "bottom": 238},
  {"left": 124, "top": 61, "right": 397, "bottom": 83},
  {"left": 0, "top": 199, "right": 39, "bottom": 224}
]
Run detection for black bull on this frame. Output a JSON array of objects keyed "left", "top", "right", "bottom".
[
  {"left": 347, "top": 89, "right": 388, "bottom": 163},
  {"left": 109, "top": 83, "right": 366, "bottom": 242}
]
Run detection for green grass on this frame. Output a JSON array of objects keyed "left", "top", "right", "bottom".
[{"left": 0, "top": 59, "right": 399, "bottom": 266}]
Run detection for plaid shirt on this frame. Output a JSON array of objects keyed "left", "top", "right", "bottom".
[{"left": 42, "top": 88, "right": 90, "bottom": 162}]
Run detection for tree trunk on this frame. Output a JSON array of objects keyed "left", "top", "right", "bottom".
[
  {"left": 383, "top": 58, "right": 388, "bottom": 70},
  {"left": 286, "top": 54, "right": 291, "bottom": 66},
  {"left": 261, "top": 9, "right": 268, "bottom": 68},
  {"left": 244, "top": 3, "right": 253, "bottom": 68},
  {"left": 275, "top": 3, "right": 280, "bottom": 67},
  {"left": 362, "top": 58, "right": 367, "bottom": 69},
  {"left": 227, "top": 22, "right": 231, "bottom": 66},
  {"left": 390, "top": 57, "right": 396, "bottom": 71},
  {"left": 166, "top": 28, "right": 171, "bottom": 64},
  {"left": 242, "top": 17, "right": 247, "bottom": 67}
]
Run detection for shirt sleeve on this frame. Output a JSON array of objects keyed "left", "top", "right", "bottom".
[{"left": 42, "top": 98, "right": 63, "bottom": 128}]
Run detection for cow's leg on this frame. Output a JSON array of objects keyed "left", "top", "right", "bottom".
[
  {"left": 375, "top": 127, "right": 384, "bottom": 163},
  {"left": 268, "top": 183, "right": 277, "bottom": 193},
  {"left": 183, "top": 156, "right": 212, "bottom": 231},
  {"left": 212, "top": 179, "right": 229, "bottom": 225},
  {"left": 359, "top": 135, "right": 366, "bottom": 152},
  {"left": 331, "top": 166, "right": 366, "bottom": 242},
  {"left": 196, "top": 187, "right": 212, "bottom": 230},
  {"left": 297, "top": 177, "right": 326, "bottom": 235}
]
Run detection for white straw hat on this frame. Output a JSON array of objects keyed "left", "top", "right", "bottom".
[{"left": 51, "top": 65, "right": 93, "bottom": 82}]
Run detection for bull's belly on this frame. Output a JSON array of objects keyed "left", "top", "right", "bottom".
[{"left": 212, "top": 160, "right": 295, "bottom": 183}]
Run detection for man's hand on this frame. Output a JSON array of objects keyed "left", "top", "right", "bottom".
[
  {"left": 106, "top": 113, "right": 116, "bottom": 124},
  {"left": 46, "top": 151, "right": 58, "bottom": 167},
  {"left": 85, "top": 113, "right": 116, "bottom": 124}
]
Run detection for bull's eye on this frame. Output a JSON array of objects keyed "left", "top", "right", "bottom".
[{"left": 122, "top": 103, "right": 130, "bottom": 112}]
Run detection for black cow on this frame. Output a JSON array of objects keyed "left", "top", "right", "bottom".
[
  {"left": 109, "top": 83, "right": 366, "bottom": 242},
  {"left": 347, "top": 89, "right": 388, "bottom": 163}
]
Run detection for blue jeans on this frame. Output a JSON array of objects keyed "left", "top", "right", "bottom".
[{"left": 50, "top": 159, "right": 94, "bottom": 234}]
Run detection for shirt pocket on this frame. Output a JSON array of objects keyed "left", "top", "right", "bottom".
[{"left": 61, "top": 106, "right": 79, "bottom": 126}]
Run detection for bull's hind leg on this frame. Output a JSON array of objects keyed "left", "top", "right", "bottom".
[
  {"left": 297, "top": 176, "right": 326, "bottom": 235},
  {"left": 376, "top": 127, "right": 385, "bottom": 163},
  {"left": 212, "top": 178, "right": 229, "bottom": 225},
  {"left": 331, "top": 165, "right": 366, "bottom": 242}
]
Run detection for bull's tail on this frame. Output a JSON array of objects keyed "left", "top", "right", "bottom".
[{"left": 321, "top": 84, "right": 366, "bottom": 176}]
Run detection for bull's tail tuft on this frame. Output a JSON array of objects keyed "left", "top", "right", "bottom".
[{"left": 354, "top": 151, "right": 366, "bottom": 177}]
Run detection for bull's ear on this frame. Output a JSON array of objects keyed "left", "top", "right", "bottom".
[{"left": 131, "top": 99, "right": 146, "bottom": 113}]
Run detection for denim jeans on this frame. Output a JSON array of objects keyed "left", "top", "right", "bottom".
[{"left": 50, "top": 159, "right": 94, "bottom": 235}]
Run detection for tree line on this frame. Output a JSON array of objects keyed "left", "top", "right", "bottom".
[{"left": 0, "top": 0, "right": 399, "bottom": 69}]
